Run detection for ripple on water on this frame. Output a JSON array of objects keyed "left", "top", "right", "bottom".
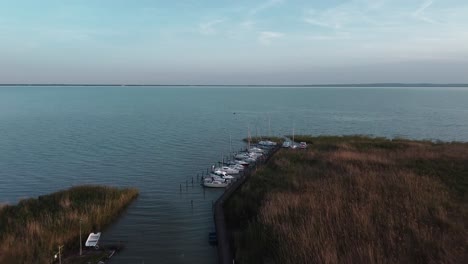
[{"left": 1, "top": 86, "right": 468, "bottom": 263}]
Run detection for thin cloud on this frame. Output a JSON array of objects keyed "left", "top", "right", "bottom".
[
  {"left": 258, "top": 31, "right": 284, "bottom": 45},
  {"left": 304, "top": 17, "right": 339, "bottom": 29},
  {"left": 240, "top": 20, "right": 255, "bottom": 30},
  {"left": 302, "top": 5, "right": 363, "bottom": 30},
  {"left": 412, "top": 0, "right": 438, "bottom": 24},
  {"left": 306, "top": 32, "right": 351, "bottom": 41},
  {"left": 249, "top": 0, "right": 283, "bottom": 16},
  {"left": 199, "top": 19, "right": 224, "bottom": 35}
]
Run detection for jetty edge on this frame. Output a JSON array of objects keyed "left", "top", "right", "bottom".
[
  {"left": 213, "top": 137, "right": 281, "bottom": 264},
  {"left": 0, "top": 185, "right": 139, "bottom": 263},
  {"left": 224, "top": 135, "right": 468, "bottom": 263}
]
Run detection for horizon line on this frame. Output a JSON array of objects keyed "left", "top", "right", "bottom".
[{"left": 1, "top": 83, "right": 468, "bottom": 87}]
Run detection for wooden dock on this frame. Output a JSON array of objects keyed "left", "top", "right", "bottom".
[{"left": 213, "top": 145, "right": 280, "bottom": 264}]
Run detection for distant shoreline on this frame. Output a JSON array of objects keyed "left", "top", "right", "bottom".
[{"left": 1, "top": 83, "right": 468, "bottom": 87}]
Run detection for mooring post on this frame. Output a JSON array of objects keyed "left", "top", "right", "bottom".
[{"left": 191, "top": 177, "right": 194, "bottom": 186}]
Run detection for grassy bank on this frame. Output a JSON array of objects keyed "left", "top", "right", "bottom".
[
  {"left": 0, "top": 185, "right": 139, "bottom": 264},
  {"left": 225, "top": 136, "right": 468, "bottom": 263}
]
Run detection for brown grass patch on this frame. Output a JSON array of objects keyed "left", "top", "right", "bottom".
[
  {"left": 226, "top": 136, "right": 468, "bottom": 264},
  {"left": 0, "top": 185, "right": 139, "bottom": 264}
]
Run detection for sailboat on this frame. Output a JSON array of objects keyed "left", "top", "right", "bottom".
[
  {"left": 203, "top": 178, "right": 229, "bottom": 188},
  {"left": 290, "top": 123, "right": 298, "bottom": 149}
]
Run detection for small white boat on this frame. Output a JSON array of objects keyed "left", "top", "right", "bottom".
[
  {"left": 258, "top": 140, "right": 277, "bottom": 146},
  {"left": 237, "top": 151, "right": 260, "bottom": 157},
  {"left": 244, "top": 157, "right": 256, "bottom": 163},
  {"left": 212, "top": 170, "right": 227, "bottom": 176},
  {"left": 225, "top": 160, "right": 248, "bottom": 167},
  {"left": 299, "top": 142, "right": 307, "bottom": 149},
  {"left": 233, "top": 160, "right": 249, "bottom": 166},
  {"left": 211, "top": 170, "right": 235, "bottom": 180},
  {"left": 214, "top": 166, "right": 239, "bottom": 174},
  {"left": 226, "top": 160, "right": 249, "bottom": 165},
  {"left": 235, "top": 153, "right": 250, "bottom": 160},
  {"left": 224, "top": 162, "right": 245, "bottom": 174},
  {"left": 85, "top": 232, "right": 101, "bottom": 248},
  {"left": 249, "top": 152, "right": 263, "bottom": 157},
  {"left": 222, "top": 175, "right": 235, "bottom": 180},
  {"left": 229, "top": 164, "right": 244, "bottom": 171},
  {"left": 236, "top": 152, "right": 259, "bottom": 161},
  {"left": 203, "top": 178, "right": 229, "bottom": 188},
  {"left": 249, "top": 147, "right": 265, "bottom": 153},
  {"left": 282, "top": 141, "right": 291, "bottom": 148},
  {"left": 210, "top": 174, "right": 234, "bottom": 181}
]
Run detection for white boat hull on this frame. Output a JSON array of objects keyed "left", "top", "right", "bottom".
[{"left": 203, "top": 181, "right": 229, "bottom": 188}]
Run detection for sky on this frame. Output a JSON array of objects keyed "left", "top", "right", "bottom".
[{"left": 0, "top": 0, "right": 468, "bottom": 84}]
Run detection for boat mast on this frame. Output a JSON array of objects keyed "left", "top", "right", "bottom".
[
  {"left": 292, "top": 122, "right": 295, "bottom": 143},
  {"left": 229, "top": 133, "right": 232, "bottom": 155},
  {"left": 247, "top": 126, "right": 251, "bottom": 150},
  {"left": 268, "top": 113, "right": 271, "bottom": 138}
]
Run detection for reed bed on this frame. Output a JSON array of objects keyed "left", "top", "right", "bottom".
[
  {"left": 225, "top": 136, "right": 468, "bottom": 264},
  {"left": 0, "top": 185, "right": 139, "bottom": 264}
]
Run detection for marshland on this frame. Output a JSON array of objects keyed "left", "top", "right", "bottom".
[
  {"left": 0, "top": 185, "right": 139, "bottom": 263},
  {"left": 225, "top": 136, "right": 468, "bottom": 263}
]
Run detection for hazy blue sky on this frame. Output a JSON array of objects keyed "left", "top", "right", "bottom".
[{"left": 1, "top": 0, "right": 467, "bottom": 84}]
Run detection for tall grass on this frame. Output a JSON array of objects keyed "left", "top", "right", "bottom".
[
  {"left": 0, "top": 185, "right": 139, "bottom": 264},
  {"left": 225, "top": 136, "right": 468, "bottom": 263}
]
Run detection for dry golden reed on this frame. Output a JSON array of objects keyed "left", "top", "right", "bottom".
[
  {"left": 0, "top": 185, "right": 139, "bottom": 264},
  {"left": 227, "top": 136, "right": 468, "bottom": 264}
]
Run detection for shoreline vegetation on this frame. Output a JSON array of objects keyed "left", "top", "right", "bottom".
[
  {"left": 225, "top": 135, "right": 468, "bottom": 263},
  {"left": 0, "top": 185, "right": 139, "bottom": 264}
]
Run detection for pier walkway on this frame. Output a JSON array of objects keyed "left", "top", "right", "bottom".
[{"left": 213, "top": 145, "right": 280, "bottom": 264}]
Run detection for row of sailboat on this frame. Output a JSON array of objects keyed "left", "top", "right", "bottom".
[
  {"left": 202, "top": 120, "right": 308, "bottom": 187},
  {"left": 202, "top": 139, "right": 278, "bottom": 188}
]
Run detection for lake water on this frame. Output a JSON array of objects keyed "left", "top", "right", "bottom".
[{"left": 1, "top": 86, "right": 468, "bottom": 263}]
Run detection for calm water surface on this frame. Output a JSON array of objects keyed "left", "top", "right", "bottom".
[{"left": 1, "top": 86, "right": 468, "bottom": 263}]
